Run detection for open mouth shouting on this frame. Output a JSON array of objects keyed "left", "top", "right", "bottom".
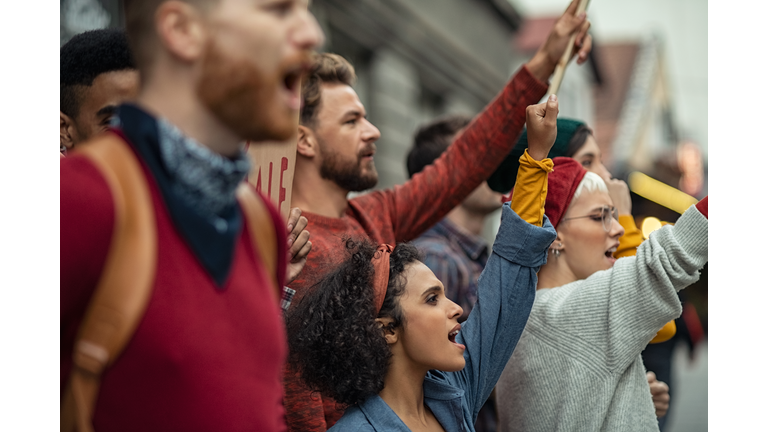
[
  {"left": 280, "top": 61, "right": 311, "bottom": 110},
  {"left": 449, "top": 323, "right": 465, "bottom": 350},
  {"left": 604, "top": 243, "right": 619, "bottom": 265}
]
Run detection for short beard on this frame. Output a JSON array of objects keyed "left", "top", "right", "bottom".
[
  {"left": 318, "top": 139, "right": 378, "bottom": 192},
  {"left": 196, "top": 38, "right": 290, "bottom": 141}
]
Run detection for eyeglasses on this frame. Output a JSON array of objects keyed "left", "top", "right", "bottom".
[{"left": 561, "top": 206, "right": 619, "bottom": 232}]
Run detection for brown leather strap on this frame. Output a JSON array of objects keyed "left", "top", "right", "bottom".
[
  {"left": 236, "top": 184, "right": 280, "bottom": 303},
  {"left": 61, "top": 133, "right": 157, "bottom": 432}
]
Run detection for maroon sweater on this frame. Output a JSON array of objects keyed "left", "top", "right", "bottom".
[
  {"left": 61, "top": 135, "right": 288, "bottom": 431},
  {"left": 284, "top": 65, "right": 548, "bottom": 431}
]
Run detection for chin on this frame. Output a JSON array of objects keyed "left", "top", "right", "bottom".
[{"left": 442, "top": 357, "right": 466, "bottom": 372}]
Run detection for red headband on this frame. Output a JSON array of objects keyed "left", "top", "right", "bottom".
[{"left": 371, "top": 244, "right": 394, "bottom": 315}]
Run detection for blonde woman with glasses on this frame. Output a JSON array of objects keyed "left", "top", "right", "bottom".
[{"left": 495, "top": 157, "right": 708, "bottom": 432}]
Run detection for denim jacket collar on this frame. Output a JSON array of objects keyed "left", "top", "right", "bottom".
[{"left": 357, "top": 372, "right": 468, "bottom": 431}]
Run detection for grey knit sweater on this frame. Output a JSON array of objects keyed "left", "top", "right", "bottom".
[{"left": 496, "top": 204, "right": 708, "bottom": 432}]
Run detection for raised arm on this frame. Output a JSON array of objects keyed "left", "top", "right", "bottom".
[
  {"left": 440, "top": 96, "right": 560, "bottom": 418},
  {"left": 359, "top": 4, "right": 592, "bottom": 242},
  {"left": 529, "top": 198, "right": 708, "bottom": 373}
]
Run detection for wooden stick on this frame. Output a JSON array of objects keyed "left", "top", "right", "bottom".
[{"left": 547, "top": 0, "right": 590, "bottom": 96}]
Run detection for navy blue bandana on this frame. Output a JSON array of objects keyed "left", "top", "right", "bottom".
[
  {"left": 156, "top": 118, "right": 251, "bottom": 219},
  {"left": 111, "top": 104, "right": 253, "bottom": 287}
]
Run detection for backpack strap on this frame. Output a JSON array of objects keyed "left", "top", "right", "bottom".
[
  {"left": 236, "top": 184, "right": 281, "bottom": 303},
  {"left": 61, "top": 133, "right": 157, "bottom": 432}
]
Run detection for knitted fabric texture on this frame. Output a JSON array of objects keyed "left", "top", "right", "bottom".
[
  {"left": 496, "top": 204, "right": 709, "bottom": 432},
  {"left": 488, "top": 118, "right": 586, "bottom": 193}
]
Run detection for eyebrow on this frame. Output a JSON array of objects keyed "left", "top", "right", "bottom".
[
  {"left": 96, "top": 105, "right": 118, "bottom": 118},
  {"left": 587, "top": 205, "right": 610, "bottom": 214},
  {"left": 421, "top": 285, "right": 442, "bottom": 298},
  {"left": 341, "top": 110, "right": 364, "bottom": 120}
]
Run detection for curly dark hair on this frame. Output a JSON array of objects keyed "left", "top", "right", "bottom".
[
  {"left": 60, "top": 29, "right": 136, "bottom": 118},
  {"left": 285, "top": 238, "right": 421, "bottom": 407}
]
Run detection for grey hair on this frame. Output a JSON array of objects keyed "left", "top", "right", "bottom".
[{"left": 572, "top": 171, "right": 608, "bottom": 202}]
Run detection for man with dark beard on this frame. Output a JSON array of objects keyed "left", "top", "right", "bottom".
[
  {"left": 284, "top": 1, "right": 594, "bottom": 429},
  {"left": 60, "top": 0, "right": 323, "bottom": 430}
]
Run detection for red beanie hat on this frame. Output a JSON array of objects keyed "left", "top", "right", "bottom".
[{"left": 545, "top": 157, "right": 588, "bottom": 229}]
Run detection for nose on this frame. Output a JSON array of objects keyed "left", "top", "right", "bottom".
[
  {"left": 362, "top": 118, "right": 381, "bottom": 142},
  {"left": 293, "top": 8, "right": 325, "bottom": 50},
  {"left": 609, "top": 216, "right": 625, "bottom": 239},
  {"left": 448, "top": 298, "right": 463, "bottom": 320}
]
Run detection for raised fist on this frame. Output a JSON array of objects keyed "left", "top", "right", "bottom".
[{"left": 525, "top": 94, "right": 559, "bottom": 161}]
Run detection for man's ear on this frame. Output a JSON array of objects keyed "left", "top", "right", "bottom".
[
  {"left": 375, "top": 317, "right": 399, "bottom": 345},
  {"left": 155, "top": 0, "right": 207, "bottom": 63},
  {"left": 60, "top": 111, "right": 77, "bottom": 151},
  {"left": 297, "top": 125, "right": 318, "bottom": 158}
]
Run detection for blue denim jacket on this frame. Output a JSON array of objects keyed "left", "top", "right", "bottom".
[{"left": 328, "top": 204, "right": 557, "bottom": 431}]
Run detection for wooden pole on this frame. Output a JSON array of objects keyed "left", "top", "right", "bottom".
[{"left": 547, "top": 0, "right": 590, "bottom": 96}]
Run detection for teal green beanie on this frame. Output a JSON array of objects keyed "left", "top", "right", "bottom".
[{"left": 487, "top": 118, "right": 587, "bottom": 193}]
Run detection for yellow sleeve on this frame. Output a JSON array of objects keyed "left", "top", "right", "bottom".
[
  {"left": 650, "top": 320, "right": 677, "bottom": 344},
  {"left": 614, "top": 215, "right": 643, "bottom": 258},
  {"left": 509, "top": 149, "right": 554, "bottom": 227},
  {"left": 614, "top": 216, "right": 677, "bottom": 343}
]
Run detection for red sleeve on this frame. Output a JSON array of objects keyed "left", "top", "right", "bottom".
[
  {"left": 60, "top": 155, "right": 116, "bottom": 390},
  {"left": 695, "top": 196, "right": 708, "bottom": 219},
  {"left": 356, "top": 65, "right": 548, "bottom": 242}
]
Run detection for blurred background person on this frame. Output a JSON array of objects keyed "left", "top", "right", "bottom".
[{"left": 60, "top": 28, "right": 138, "bottom": 155}]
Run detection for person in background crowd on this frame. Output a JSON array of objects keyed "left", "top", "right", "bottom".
[
  {"left": 61, "top": 1, "right": 323, "bottom": 430},
  {"left": 494, "top": 157, "right": 708, "bottom": 432},
  {"left": 60, "top": 28, "right": 139, "bottom": 155},
  {"left": 286, "top": 95, "right": 560, "bottom": 431},
  {"left": 406, "top": 113, "right": 503, "bottom": 432},
  {"left": 284, "top": 1, "right": 593, "bottom": 428}
]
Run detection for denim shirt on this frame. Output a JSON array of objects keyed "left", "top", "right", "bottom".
[{"left": 328, "top": 204, "right": 557, "bottom": 432}]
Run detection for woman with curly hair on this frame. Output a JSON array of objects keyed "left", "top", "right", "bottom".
[{"left": 286, "top": 97, "right": 561, "bottom": 431}]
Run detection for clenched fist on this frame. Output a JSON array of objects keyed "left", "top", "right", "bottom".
[
  {"left": 525, "top": 94, "right": 559, "bottom": 161},
  {"left": 647, "top": 371, "right": 670, "bottom": 418}
]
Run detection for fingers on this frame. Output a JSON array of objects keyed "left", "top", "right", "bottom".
[
  {"left": 286, "top": 207, "right": 302, "bottom": 233},
  {"left": 545, "top": 93, "right": 559, "bottom": 123},
  {"left": 576, "top": 30, "right": 592, "bottom": 65},
  {"left": 287, "top": 215, "right": 308, "bottom": 249},
  {"left": 288, "top": 229, "right": 310, "bottom": 259},
  {"left": 653, "top": 381, "right": 670, "bottom": 396},
  {"left": 646, "top": 371, "right": 657, "bottom": 383},
  {"left": 292, "top": 240, "right": 312, "bottom": 263}
]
